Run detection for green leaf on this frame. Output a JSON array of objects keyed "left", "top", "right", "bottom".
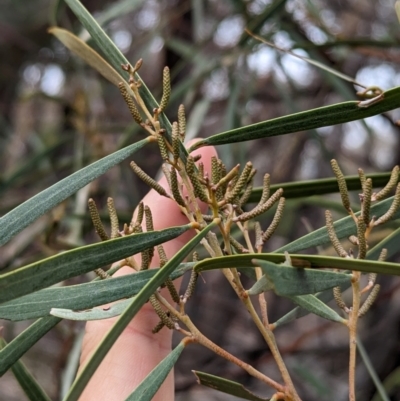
[
  {"left": 0, "top": 137, "right": 69, "bottom": 194},
  {"left": 249, "top": 259, "right": 352, "bottom": 296},
  {"left": 367, "top": 226, "right": 400, "bottom": 261},
  {"left": 247, "top": 172, "right": 395, "bottom": 202},
  {"left": 0, "top": 263, "right": 194, "bottom": 321},
  {"left": 51, "top": 298, "right": 131, "bottom": 321},
  {"left": 189, "top": 86, "right": 400, "bottom": 149},
  {"left": 194, "top": 253, "right": 400, "bottom": 276},
  {"left": 0, "top": 337, "right": 52, "bottom": 401},
  {"left": 92, "top": 0, "right": 145, "bottom": 27},
  {"left": 272, "top": 235, "right": 400, "bottom": 328},
  {"left": 63, "top": 220, "right": 218, "bottom": 401},
  {"left": 276, "top": 197, "right": 400, "bottom": 253},
  {"left": 62, "top": 0, "right": 193, "bottom": 164},
  {"left": 0, "top": 317, "right": 61, "bottom": 376},
  {"left": 357, "top": 337, "right": 390, "bottom": 401},
  {"left": 124, "top": 340, "right": 187, "bottom": 401},
  {"left": 62, "top": 0, "right": 171, "bottom": 134},
  {"left": 193, "top": 371, "right": 270, "bottom": 401},
  {"left": 272, "top": 282, "right": 349, "bottom": 328},
  {"left": 0, "top": 224, "right": 192, "bottom": 305},
  {"left": 0, "top": 138, "right": 149, "bottom": 247},
  {"left": 287, "top": 294, "right": 345, "bottom": 323}
]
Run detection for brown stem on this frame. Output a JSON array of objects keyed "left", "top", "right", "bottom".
[
  {"left": 348, "top": 271, "right": 361, "bottom": 401},
  {"left": 155, "top": 293, "right": 285, "bottom": 394}
]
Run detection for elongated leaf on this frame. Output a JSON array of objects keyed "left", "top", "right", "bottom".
[
  {"left": 193, "top": 371, "right": 270, "bottom": 401},
  {"left": 367, "top": 226, "right": 400, "bottom": 261},
  {"left": 288, "top": 294, "right": 345, "bottom": 323},
  {"left": 0, "top": 138, "right": 149, "bottom": 247},
  {"left": 64, "top": 220, "right": 218, "bottom": 401},
  {"left": 0, "top": 137, "right": 70, "bottom": 194},
  {"left": 0, "top": 263, "right": 194, "bottom": 321},
  {"left": 51, "top": 298, "right": 131, "bottom": 321},
  {"left": 49, "top": 27, "right": 126, "bottom": 87},
  {"left": 0, "top": 224, "right": 192, "bottom": 305},
  {"left": 272, "top": 234, "right": 400, "bottom": 328},
  {"left": 194, "top": 253, "right": 400, "bottom": 276},
  {"left": 357, "top": 337, "right": 390, "bottom": 401},
  {"left": 0, "top": 337, "right": 52, "bottom": 401},
  {"left": 63, "top": 0, "right": 172, "bottom": 136},
  {"left": 189, "top": 87, "right": 400, "bottom": 149},
  {"left": 94, "top": 0, "right": 145, "bottom": 27},
  {"left": 247, "top": 172, "right": 395, "bottom": 202},
  {"left": 62, "top": 0, "right": 194, "bottom": 165},
  {"left": 249, "top": 259, "right": 351, "bottom": 296},
  {"left": 0, "top": 317, "right": 60, "bottom": 376},
  {"left": 272, "top": 282, "right": 350, "bottom": 328},
  {"left": 276, "top": 197, "right": 400, "bottom": 253},
  {"left": 124, "top": 339, "right": 188, "bottom": 401},
  {"left": 246, "top": 29, "right": 364, "bottom": 87}
]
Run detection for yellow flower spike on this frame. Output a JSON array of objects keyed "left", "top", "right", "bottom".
[
  {"left": 374, "top": 183, "right": 400, "bottom": 226},
  {"left": 361, "top": 178, "right": 372, "bottom": 226},
  {"left": 233, "top": 188, "right": 283, "bottom": 223},
  {"left": 130, "top": 161, "right": 169, "bottom": 198},
  {"left": 374, "top": 165, "right": 399, "bottom": 201},
  {"left": 261, "top": 197, "right": 286, "bottom": 244},
  {"left": 331, "top": 159, "right": 351, "bottom": 213},
  {"left": 258, "top": 173, "right": 271, "bottom": 206},
  {"left": 356, "top": 216, "right": 367, "bottom": 259},
  {"left": 88, "top": 198, "right": 109, "bottom": 241},
  {"left": 325, "top": 210, "right": 348, "bottom": 258},
  {"left": 358, "top": 285, "right": 380, "bottom": 318},
  {"left": 158, "top": 66, "right": 171, "bottom": 113},
  {"left": 169, "top": 167, "right": 186, "bottom": 207},
  {"left": 107, "top": 197, "right": 119, "bottom": 239},
  {"left": 178, "top": 104, "right": 186, "bottom": 140},
  {"left": 118, "top": 82, "right": 143, "bottom": 125}
]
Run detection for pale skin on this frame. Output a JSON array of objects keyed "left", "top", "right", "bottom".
[{"left": 79, "top": 141, "right": 217, "bottom": 401}]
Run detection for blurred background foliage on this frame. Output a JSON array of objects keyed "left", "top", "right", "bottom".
[{"left": 1, "top": 0, "right": 400, "bottom": 400}]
